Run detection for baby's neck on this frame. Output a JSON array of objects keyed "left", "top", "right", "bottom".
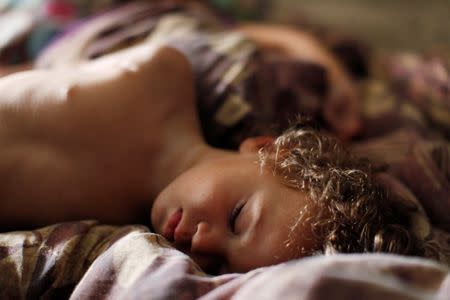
[{"left": 143, "top": 125, "right": 233, "bottom": 209}]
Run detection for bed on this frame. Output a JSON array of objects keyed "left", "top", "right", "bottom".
[
  {"left": 1, "top": 220, "right": 449, "bottom": 299},
  {"left": 0, "top": 1, "right": 449, "bottom": 299}
]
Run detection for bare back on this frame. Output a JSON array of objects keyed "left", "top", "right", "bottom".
[{"left": 0, "top": 46, "right": 197, "bottom": 227}]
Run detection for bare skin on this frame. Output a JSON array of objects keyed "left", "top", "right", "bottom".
[
  {"left": 0, "top": 45, "right": 201, "bottom": 226},
  {"left": 0, "top": 23, "right": 360, "bottom": 272},
  {"left": 2, "top": 23, "right": 361, "bottom": 137},
  {"left": 0, "top": 46, "right": 316, "bottom": 273}
]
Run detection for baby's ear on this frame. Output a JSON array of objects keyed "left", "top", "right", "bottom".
[{"left": 239, "top": 136, "right": 275, "bottom": 154}]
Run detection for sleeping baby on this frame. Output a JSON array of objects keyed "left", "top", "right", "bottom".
[{"left": 0, "top": 1, "right": 447, "bottom": 273}]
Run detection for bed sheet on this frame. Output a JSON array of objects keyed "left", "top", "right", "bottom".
[{"left": 1, "top": 220, "right": 449, "bottom": 300}]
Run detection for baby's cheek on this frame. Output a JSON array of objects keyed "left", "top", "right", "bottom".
[{"left": 150, "top": 184, "right": 178, "bottom": 233}]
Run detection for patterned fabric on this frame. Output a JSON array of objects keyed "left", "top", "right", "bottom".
[
  {"left": 0, "top": 0, "right": 128, "bottom": 63},
  {"left": 34, "top": 1, "right": 343, "bottom": 149},
  {"left": 361, "top": 53, "right": 450, "bottom": 139},
  {"left": 0, "top": 221, "right": 147, "bottom": 299},
  {"left": 1, "top": 221, "right": 449, "bottom": 299},
  {"left": 354, "top": 54, "right": 450, "bottom": 228},
  {"left": 353, "top": 130, "right": 450, "bottom": 228},
  {"left": 0, "top": 0, "right": 266, "bottom": 64},
  {"left": 351, "top": 54, "right": 450, "bottom": 266}
]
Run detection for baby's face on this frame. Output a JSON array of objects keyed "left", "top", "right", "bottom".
[{"left": 151, "top": 151, "right": 315, "bottom": 274}]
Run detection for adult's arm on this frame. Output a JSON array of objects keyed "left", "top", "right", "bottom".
[{"left": 238, "top": 23, "right": 361, "bottom": 139}]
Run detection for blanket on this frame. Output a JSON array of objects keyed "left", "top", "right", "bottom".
[{"left": 1, "top": 221, "right": 449, "bottom": 299}]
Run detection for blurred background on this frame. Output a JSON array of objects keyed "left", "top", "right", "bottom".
[
  {"left": 0, "top": 0, "right": 448, "bottom": 65},
  {"left": 211, "top": 0, "right": 450, "bottom": 52}
]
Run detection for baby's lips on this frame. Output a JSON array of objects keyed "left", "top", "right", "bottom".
[{"left": 163, "top": 209, "right": 182, "bottom": 241}]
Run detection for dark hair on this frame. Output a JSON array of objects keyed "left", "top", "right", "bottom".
[{"left": 259, "top": 124, "right": 444, "bottom": 261}]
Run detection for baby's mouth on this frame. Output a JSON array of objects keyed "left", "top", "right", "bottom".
[{"left": 163, "top": 209, "right": 182, "bottom": 241}]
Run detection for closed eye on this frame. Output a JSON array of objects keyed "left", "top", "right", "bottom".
[{"left": 229, "top": 200, "right": 246, "bottom": 234}]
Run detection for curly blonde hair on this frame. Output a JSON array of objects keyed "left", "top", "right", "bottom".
[{"left": 259, "top": 123, "right": 441, "bottom": 260}]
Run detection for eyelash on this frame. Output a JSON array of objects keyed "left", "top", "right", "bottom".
[{"left": 229, "top": 201, "right": 246, "bottom": 234}]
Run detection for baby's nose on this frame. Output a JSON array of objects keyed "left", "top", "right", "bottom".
[{"left": 191, "top": 222, "right": 224, "bottom": 254}]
